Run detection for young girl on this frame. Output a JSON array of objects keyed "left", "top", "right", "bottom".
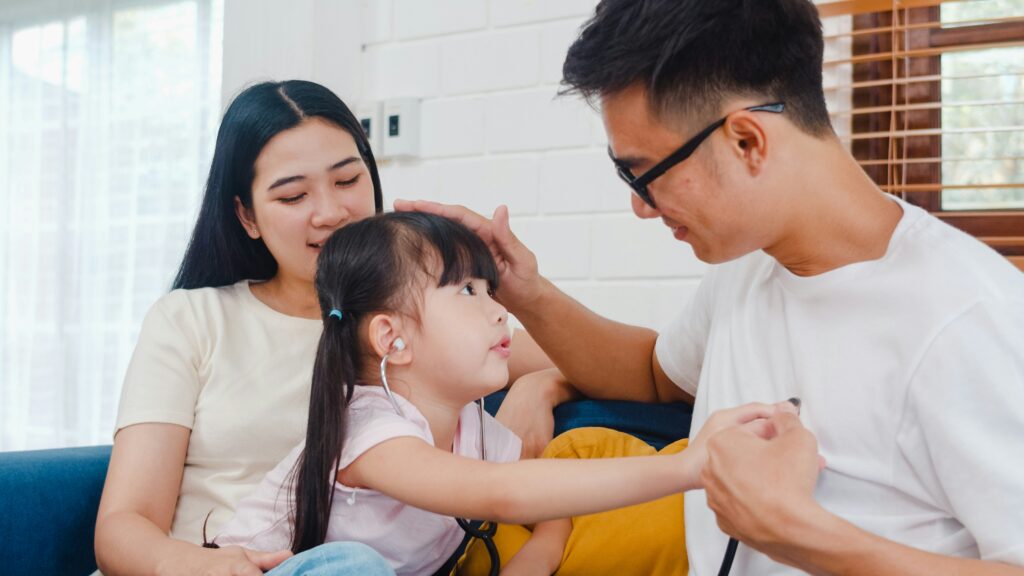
[{"left": 215, "top": 211, "right": 787, "bottom": 575}]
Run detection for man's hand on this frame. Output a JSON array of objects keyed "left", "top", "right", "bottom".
[
  {"left": 701, "top": 411, "right": 824, "bottom": 560},
  {"left": 496, "top": 368, "right": 580, "bottom": 459},
  {"left": 683, "top": 402, "right": 799, "bottom": 491},
  {"left": 393, "top": 201, "right": 543, "bottom": 311}
]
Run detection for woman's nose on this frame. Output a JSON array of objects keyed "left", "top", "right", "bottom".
[{"left": 311, "top": 189, "right": 346, "bottom": 228}]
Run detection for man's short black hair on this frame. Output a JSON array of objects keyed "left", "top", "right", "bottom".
[{"left": 562, "top": 0, "right": 833, "bottom": 136}]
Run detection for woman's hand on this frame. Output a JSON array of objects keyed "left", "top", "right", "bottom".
[
  {"left": 393, "top": 201, "right": 543, "bottom": 311},
  {"left": 496, "top": 368, "right": 581, "bottom": 459},
  {"left": 157, "top": 546, "right": 292, "bottom": 576}
]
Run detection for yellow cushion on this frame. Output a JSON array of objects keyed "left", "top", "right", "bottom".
[{"left": 457, "top": 427, "right": 688, "bottom": 575}]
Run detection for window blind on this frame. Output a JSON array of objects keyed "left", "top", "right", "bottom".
[{"left": 816, "top": 0, "right": 1024, "bottom": 270}]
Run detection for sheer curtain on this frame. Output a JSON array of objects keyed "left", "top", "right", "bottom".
[{"left": 0, "top": 0, "right": 223, "bottom": 450}]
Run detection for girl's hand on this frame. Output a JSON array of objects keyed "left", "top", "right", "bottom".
[
  {"left": 680, "top": 401, "right": 799, "bottom": 489},
  {"left": 158, "top": 546, "right": 292, "bottom": 576}
]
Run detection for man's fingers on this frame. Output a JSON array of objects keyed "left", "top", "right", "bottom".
[
  {"left": 738, "top": 418, "right": 776, "bottom": 440},
  {"left": 770, "top": 411, "right": 806, "bottom": 434}
]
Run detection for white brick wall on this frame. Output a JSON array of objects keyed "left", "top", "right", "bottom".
[
  {"left": 365, "top": 0, "right": 707, "bottom": 330},
  {"left": 226, "top": 0, "right": 708, "bottom": 330}
]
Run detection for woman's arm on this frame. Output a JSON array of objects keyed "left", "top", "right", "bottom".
[
  {"left": 496, "top": 368, "right": 581, "bottom": 459},
  {"left": 95, "top": 423, "right": 292, "bottom": 576},
  {"left": 507, "top": 329, "right": 555, "bottom": 384},
  {"left": 499, "top": 519, "right": 572, "bottom": 576},
  {"left": 342, "top": 402, "right": 788, "bottom": 525}
]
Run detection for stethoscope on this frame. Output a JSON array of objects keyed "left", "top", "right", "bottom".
[
  {"left": 715, "top": 397, "right": 802, "bottom": 576},
  {"left": 380, "top": 349, "right": 501, "bottom": 576}
]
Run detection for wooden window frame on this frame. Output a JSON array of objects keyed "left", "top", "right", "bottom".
[{"left": 851, "top": 6, "right": 1024, "bottom": 269}]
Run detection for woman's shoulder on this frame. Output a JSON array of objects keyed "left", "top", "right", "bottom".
[{"left": 145, "top": 281, "right": 256, "bottom": 323}]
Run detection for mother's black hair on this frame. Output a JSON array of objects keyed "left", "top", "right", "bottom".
[
  {"left": 290, "top": 211, "right": 499, "bottom": 553},
  {"left": 172, "top": 80, "right": 383, "bottom": 290}
]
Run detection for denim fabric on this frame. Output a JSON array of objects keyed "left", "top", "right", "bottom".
[
  {"left": 266, "top": 542, "right": 396, "bottom": 576},
  {"left": 485, "top": 391, "right": 692, "bottom": 450},
  {"left": 0, "top": 445, "right": 112, "bottom": 576}
]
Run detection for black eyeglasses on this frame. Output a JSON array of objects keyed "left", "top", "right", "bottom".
[{"left": 609, "top": 102, "right": 785, "bottom": 209}]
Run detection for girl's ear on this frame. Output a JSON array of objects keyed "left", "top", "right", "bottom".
[
  {"left": 234, "top": 196, "right": 260, "bottom": 239},
  {"left": 367, "top": 313, "right": 411, "bottom": 365}
]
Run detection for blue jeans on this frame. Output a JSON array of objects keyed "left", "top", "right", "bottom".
[{"left": 266, "top": 542, "right": 395, "bottom": 576}]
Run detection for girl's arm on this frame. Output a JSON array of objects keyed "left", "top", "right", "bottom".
[
  {"left": 342, "top": 402, "right": 789, "bottom": 525},
  {"left": 94, "top": 423, "right": 292, "bottom": 576}
]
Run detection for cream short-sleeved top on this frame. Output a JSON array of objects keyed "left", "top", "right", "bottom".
[{"left": 114, "top": 280, "right": 322, "bottom": 544}]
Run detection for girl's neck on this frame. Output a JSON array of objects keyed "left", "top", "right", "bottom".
[
  {"left": 386, "top": 371, "right": 469, "bottom": 452},
  {"left": 250, "top": 274, "right": 320, "bottom": 319}
]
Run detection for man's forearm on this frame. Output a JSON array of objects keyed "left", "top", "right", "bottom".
[
  {"left": 509, "top": 277, "right": 662, "bottom": 402},
  {"left": 772, "top": 505, "right": 1024, "bottom": 576}
]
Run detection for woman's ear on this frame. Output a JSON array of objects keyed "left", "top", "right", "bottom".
[
  {"left": 234, "top": 196, "right": 260, "bottom": 239},
  {"left": 367, "top": 313, "right": 411, "bottom": 365}
]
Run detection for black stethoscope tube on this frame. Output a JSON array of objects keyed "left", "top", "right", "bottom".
[{"left": 718, "top": 537, "right": 739, "bottom": 575}]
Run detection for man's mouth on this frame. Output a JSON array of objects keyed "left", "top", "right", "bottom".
[{"left": 667, "top": 224, "right": 689, "bottom": 241}]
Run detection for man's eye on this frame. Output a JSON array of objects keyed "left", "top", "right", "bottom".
[{"left": 459, "top": 283, "right": 476, "bottom": 296}]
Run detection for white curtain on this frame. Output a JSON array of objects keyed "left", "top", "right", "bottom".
[{"left": 0, "top": 0, "right": 223, "bottom": 450}]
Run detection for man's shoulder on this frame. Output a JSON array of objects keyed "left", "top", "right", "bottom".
[{"left": 894, "top": 210, "right": 1023, "bottom": 305}]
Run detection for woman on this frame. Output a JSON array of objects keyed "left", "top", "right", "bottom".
[{"left": 93, "top": 80, "right": 556, "bottom": 575}]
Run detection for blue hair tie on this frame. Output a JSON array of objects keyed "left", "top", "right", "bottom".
[{"left": 329, "top": 309, "right": 344, "bottom": 321}]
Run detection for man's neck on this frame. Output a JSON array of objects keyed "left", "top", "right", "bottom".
[{"left": 765, "top": 141, "right": 904, "bottom": 277}]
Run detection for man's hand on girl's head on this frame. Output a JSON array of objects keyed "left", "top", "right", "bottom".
[{"left": 393, "top": 200, "right": 544, "bottom": 311}]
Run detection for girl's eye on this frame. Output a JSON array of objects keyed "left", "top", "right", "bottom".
[
  {"left": 279, "top": 193, "right": 305, "bottom": 204},
  {"left": 459, "top": 283, "right": 476, "bottom": 296},
  {"left": 336, "top": 175, "right": 360, "bottom": 187}
]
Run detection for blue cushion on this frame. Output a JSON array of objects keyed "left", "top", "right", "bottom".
[
  {"left": 485, "top": 391, "right": 692, "bottom": 450},
  {"left": 0, "top": 445, "right": 112, "bottom": 576}
]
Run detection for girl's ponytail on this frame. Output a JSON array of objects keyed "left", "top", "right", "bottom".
[{"left": 290, "top": 313, "right": 358, "bottom": 553}]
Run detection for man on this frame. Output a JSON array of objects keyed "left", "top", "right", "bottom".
[{"left": 398, "top": 0, "right": 1024, "bottom": 573}]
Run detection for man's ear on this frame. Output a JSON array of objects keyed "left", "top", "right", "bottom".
[
  {"left": 234, "top": 196, "right": 259, "bottom": 239},
  {"left": 723, "top": 113, "right": 768, "bottom": 175},
  {"left": 367, "top": 313, "right": 411, "bottom": 365}
]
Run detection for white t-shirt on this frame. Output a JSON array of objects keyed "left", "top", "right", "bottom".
[
  {"left": 115, "top": 280, "right": 322, "bottom": 544},
  {"left": 216, "top": 386, "right": 523, "bottom": 576},
  {"left": 655, "top": 197, "right": 1024, "bottom": 574}
]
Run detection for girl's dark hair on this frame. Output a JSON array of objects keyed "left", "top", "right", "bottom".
[
  {"left": 561, "top": 0, "right": 832, "bottom": 136},
  {"left": 172, "top": 80, "right": 383, "bottom": 290},
  {"left": 290, "top": 211, "right": 499, "bottom": 553}
]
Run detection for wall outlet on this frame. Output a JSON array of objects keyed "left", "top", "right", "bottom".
[
  {"left": 356, "top": 101, "right": 382, "bottom": 150},
  {"left": 382, "top": 98, "right": 420, "bottom": 159}
]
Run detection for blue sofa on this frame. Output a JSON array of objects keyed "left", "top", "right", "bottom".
[{"left": 0, "top": 398, "right": 690, "bottom": 576}]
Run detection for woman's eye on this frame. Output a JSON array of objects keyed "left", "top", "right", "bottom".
[
  {"left": 459, "top": 283, "right": 476, "bottom": 296},
  {"left": 278, "top": 193, "right": 305, "bottom": 204},
  {"left": 336, "top": 175, "right": 360, "bottom": 187}
]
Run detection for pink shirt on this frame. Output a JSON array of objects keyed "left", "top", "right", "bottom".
[{"left": 216, "top": 386, "right": 522, "bottom": 576}]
